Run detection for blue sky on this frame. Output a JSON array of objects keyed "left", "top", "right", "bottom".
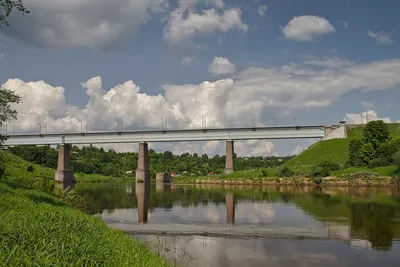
[{"left": 0, "top": 0, "right": 399, "bottom": 156}]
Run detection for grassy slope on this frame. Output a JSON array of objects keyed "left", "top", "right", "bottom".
[
  {"left": 0, "top": 151, "right": 169, "bottom": 266},
  {"left": 0, "top": 150, "right": 126, "bottom": 183},
  {"left": 284, "top": 123, "right": 400, "bottom": 170},
  {"left": 0, "top": 183, "right": 170, "bottom": 267}
]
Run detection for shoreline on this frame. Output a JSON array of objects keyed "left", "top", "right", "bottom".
[{"left": 171, "top": 176, "right": 400, "bottom": 187}]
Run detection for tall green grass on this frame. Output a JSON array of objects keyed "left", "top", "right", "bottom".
[{"left": 0, "top": 182, "right": 170, "bottom": 267}]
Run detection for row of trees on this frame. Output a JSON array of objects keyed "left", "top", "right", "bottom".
[
  {"left": 347, "top": 121, "right": 400, "bottom": 170},
  {"left": 8, "top": 145, "right": 292, "bottom": 178}
]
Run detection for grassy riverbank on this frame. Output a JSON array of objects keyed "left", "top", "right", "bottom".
[
  {"left": 0, "top": 181, "right": 170, "bottom": 266},
  {"left": 172, "top": 166, "right": 400, "bottom": 187},
  {"left": 0, "top": 150, "right": 130, "bottom": 184}
]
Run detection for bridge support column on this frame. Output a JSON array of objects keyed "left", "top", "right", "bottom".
[
  {"left": 224, "top": 140, "right": 234, "bottom": 174},
  {"left": 136, "top": 183, "right": 150, "bottom": 223},
  {"left": 226, "top": 192, "right": 235, "bottom": 224},
  {"left": 136, "top": 142, "right": 150, "bottom": 183},
  {"left": 55, "top": 144, "right": 76, "bottom": 188}
]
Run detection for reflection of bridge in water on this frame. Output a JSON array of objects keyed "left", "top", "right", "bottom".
[
  {"left": 136, "top": 182, "right": 236, "bottom": 225},
  {"left": 118, "top": 183, "right": 380, "bottom": 250}
]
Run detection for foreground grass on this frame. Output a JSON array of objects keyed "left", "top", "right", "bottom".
[{"left": 0, "top": 182, "right": 170, "bottom": 267}]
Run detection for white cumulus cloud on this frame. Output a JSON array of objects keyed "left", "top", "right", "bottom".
[
  {"left": 164, "top": 2, "right": 248, "bottom": 47},
  {"left": 345, "top": 110, "right": 392, "bottom": 124},
  {"left": 3, "top": 57, "right": 400, "bottom": 154},
  {"left": 282, "top": 15, "right": 336, "bottom": 41},
  {"left": 208, "top": 57, "right": 236, "bottom": 76},
  {"left": 367, "top": 30, "right": 394, "bottom": 45}
]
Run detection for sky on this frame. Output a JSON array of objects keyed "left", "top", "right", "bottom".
[{"left": 0, "top": 0, "right": 399, "bottom": 157}]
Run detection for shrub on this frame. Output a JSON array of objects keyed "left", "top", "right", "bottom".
[
  {"left": 317, "top": 161, "right": 340, "bottom": 171},
  {"left": 310, "top": 166, "right": 330, "bottom": 178},
  {"left": 347, "top": 139, "right": 363, "bottom": 167},
  {"left": 368, "top": 158, "right": 390, "bottom": 168},
  {"left": 394, "top": 151, "right": 400, "bottom": 169},
  {"left": 27, "top": 165, "right": 34, "bottom": 172},
  {"left": 277, "top": 166, "right": 294, "bottom": 177},
  {"left": 261, "top": 169, "right": 268, "bottom": 177},
  {"left": 310, "top": 176, "right": 323, "bottom": 185},
  {"left": 0, "top": 166, "right": 5, "bottom": 178}
]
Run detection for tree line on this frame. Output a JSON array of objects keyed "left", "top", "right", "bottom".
[{"left": 8, "top": 145, "right": 293, "bottom": 178}]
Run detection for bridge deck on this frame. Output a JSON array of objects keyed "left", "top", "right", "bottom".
[{"left": 2, "top": 125, "right": 328, "bottom": 145}]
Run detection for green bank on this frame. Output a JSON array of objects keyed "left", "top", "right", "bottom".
[{"left": 0, "top": 152, "right": 170, "bottom": 267}]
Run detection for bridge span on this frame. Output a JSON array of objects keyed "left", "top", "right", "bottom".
[{"left": 2, "top": 124, "right": 346, "bottom": 188}]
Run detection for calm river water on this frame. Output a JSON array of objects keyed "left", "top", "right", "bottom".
[{"left": 76, "top": 183, "right": 400, "bottom": 267}]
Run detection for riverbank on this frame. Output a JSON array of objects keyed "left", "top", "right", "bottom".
[
  {"left": 172, "top": 173, "right": 400, "bottom": 187},
  {"left": 0, "top": 181, "right": 170, "bottom": 266}
]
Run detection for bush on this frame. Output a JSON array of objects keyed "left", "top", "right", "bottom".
[
  {"left": 347, "top": 139, "right": 364, "bottom": 167},
  {"left": 317, "top": 161, "right": 340, "bottom": 171},
  {"left": 261, "top": 169, "right": 268, "bottom": 177},
  {"left": 368, "top": 158, "right": 390, "bottom": 168},
  {"left": 277, "top": 166, "right": 294, "bottom": 177},
  {"left": 394, "top": 151, "right": 400, "bottom": 169},
  {"left": 26, "top": 165, "right": 34, "bottom": 172},
  {"left": 0, "top": 166, "right": 5, "bottom": 178},
  {"left": 310, "top": 166, "right": 330, "bottom": 178}
]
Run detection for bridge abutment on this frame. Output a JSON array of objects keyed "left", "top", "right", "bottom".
[
  {"left": 55, "top": 144, "right": 76, "bottom": 188},
  {"left": 136, "top": 142, "right": 150, "bottom": 183},
  {"left": 224, "top": 140, "right": 234, "bottom": 174}
]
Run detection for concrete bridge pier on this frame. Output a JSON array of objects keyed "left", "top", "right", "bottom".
[
  {"left": 226, "top": 192, "right": 235, "bottom": 224},
  {"left": 55, "top": 144, "right": 76, "bottom": 188},
  {"left": 224, "top": 140, "right": 235, "bottom": 174},
  {"left": 136, "top": 142, "right": 150, "bottom": 183},
  {"left": 136, "top": 183, "right": 150, "bottom": 224}
]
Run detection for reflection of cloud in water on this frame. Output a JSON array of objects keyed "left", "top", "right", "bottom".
[
  {"left": 102, "top": 201, "right": 324, "bottom": 228},
  {"left": 137, "top": 234, "right": 400, "bottom": 267}
]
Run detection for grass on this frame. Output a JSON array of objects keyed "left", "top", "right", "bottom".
[
  {"left": 285, "top": 139, "right": 351, "bottom": 168},
  {"left": 347, "top": 123, "right": 400, "bottom": 139},
  {"left": 0, "top": 182, "right": 170, "bottom": 267},
  {"left": 0, "top": 150, "right": 126, "bottom": 184}
]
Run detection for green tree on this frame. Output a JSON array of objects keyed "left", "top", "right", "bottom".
[
  {"left": 0, "top": 0, "right": 29, "bottom": 26},
  {"left": 0, "top": 88, "right": 21, "bottom": 145},
  {"left": 394, "top": 151, "right": 400, "bottom": 169},
  {"left": 347, "top": 139, "right": 363, "bottom": 167},
  {"left": 361, "top": 120, "right": 391, "bottom": 151}
]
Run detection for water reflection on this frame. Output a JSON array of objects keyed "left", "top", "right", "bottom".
[
  {"left": 136, "top": 183, "right": 150, "bottom": 223},
  {"left": 76, "top": 183, "right": 400, "bottom": 253}
]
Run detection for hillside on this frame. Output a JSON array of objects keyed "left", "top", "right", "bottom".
[
  {"left": 285, "top": 123, "right": 400, "bottom": 168},
  {"left": 0, "top": 150, "right": 115, "bottom": 184}
]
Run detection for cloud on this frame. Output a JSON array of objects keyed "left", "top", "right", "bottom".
[
  {"left": 163, "top": 2, "right": 248, "bottom": 47},
  {"left": 337, "top": 20, "right": 348, "bottom": 28},
  {"left": 208, "top": 57, "right": 236, "bottom": 76},
  {"left": 302, "top": 56, "right": 354, "bottom": 68},
  {"left": 0, "top": 54, "right": 4, "bottom": 60},
  {"left": 181, "top": 56, "right": 198, "bottom": 65},
  {"left": 360, "top": 101, "right": 374, "bottom": 109},
  {"left": 282, "top": 16, "right": 336, "bottom": 41},
  {"left": 258, "top": 5, "right": 267, "bottom": 16},
  {"left": 345, "top": 110, "right": 392, "bottom": 124},
  {"left": 367, "top": 30, "right": 394, "bottom": 45},
  {"left": 0, "top": 0, "right": 169, "bottom": 49},
  {"left": 3, "top": 57, "right": 400, "bottom": 153}
]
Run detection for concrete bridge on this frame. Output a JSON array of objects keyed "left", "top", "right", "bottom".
[{"left": 2, "top": 124, "right": 346, "bottom": 187}]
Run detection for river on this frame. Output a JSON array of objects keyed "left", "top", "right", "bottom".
[{"left": 76, "top": 183, "right": 400, "bottom": 267}]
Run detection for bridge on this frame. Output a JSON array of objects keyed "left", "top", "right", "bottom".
[{"left": 2, "top": 124, "right": 346, "bottom": 187}]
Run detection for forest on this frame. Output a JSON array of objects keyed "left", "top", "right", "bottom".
[{"left": 8, "top": 145, "right": 293, "bottom": 178}]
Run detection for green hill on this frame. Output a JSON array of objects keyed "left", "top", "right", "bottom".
[{"left": 285, "top": 123, "right": 400, "bottom": 169}]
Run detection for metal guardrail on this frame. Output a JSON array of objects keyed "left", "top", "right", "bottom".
[{"left": 3, "top": 125, "right": 328, "bottom": 145}]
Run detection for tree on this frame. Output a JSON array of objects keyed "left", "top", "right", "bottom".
[
  {"left": 394, "top": 151, "right": 400, "bottom": 169},
  {"left": 0, "top": 88, "right": 21, "bottom": 145},
  {"left": 0, "top": 0, "right": 29, "bottom": 26},
  {"left": 361, "top": 120, "right": 390, "bottom": 151},
  {"left": 347, "top": 139, "right": 363, "bottom": 167}
]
